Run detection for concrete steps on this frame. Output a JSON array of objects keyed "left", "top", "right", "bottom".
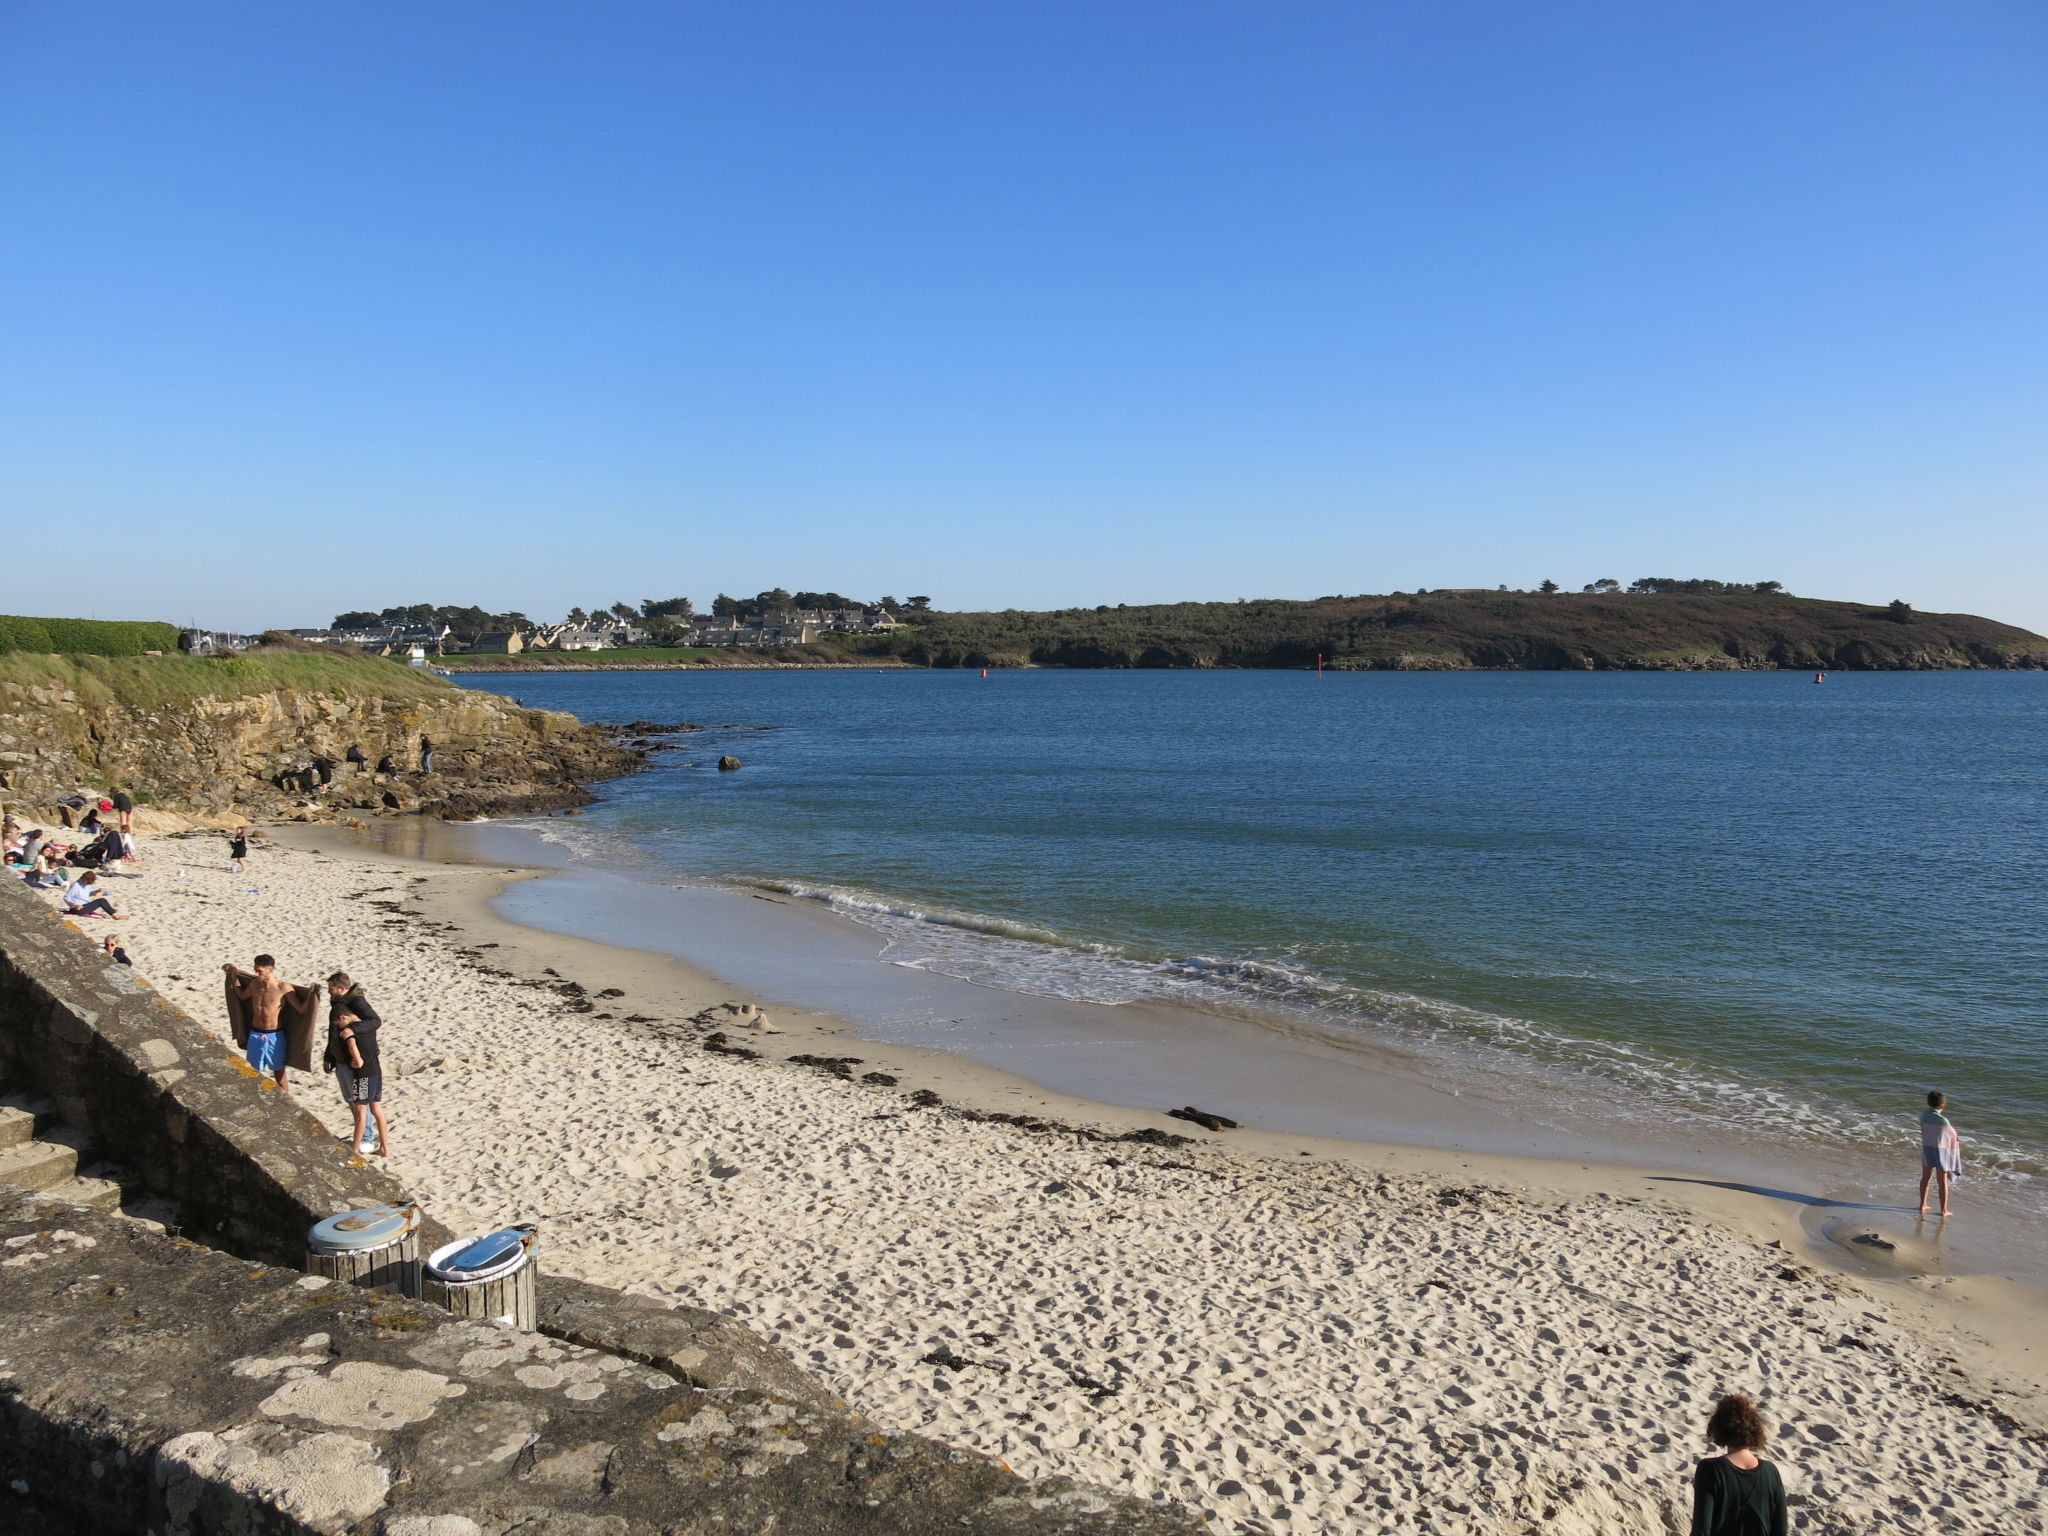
[{"left": 0, "top": 1092, "right": 166, "bottom": 1222}]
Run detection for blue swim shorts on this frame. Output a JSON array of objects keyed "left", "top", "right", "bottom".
[{"left": 246, "top": 1030, "right": 286, "bottom": 1073}]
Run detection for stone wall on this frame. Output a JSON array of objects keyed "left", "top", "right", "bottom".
[
  {"left": 0, "top": 879, "right": 1200, "bottom": 1534},
  {"left": 0, "top": 872, "right": 428, "bottom": 1265}
]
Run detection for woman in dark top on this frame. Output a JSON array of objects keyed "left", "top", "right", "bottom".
[{"left": 1691, "top": 1393, "right": 1788, "bottom": 1536}]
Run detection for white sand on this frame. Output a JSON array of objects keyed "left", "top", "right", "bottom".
[{"left": 71, "top": 830, "right": 2048, "bottom": 1535}]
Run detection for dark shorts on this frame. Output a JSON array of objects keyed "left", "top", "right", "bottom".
[{"left": 344, "top": 1071, "right": 383, "bottom": 1105}]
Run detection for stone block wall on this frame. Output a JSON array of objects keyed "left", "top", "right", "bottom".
[{"left": 0, "top": 873, "right": 432, "bottom": 1265}]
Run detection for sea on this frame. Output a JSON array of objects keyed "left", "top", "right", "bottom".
[{"left": 436, "top": 667, "right": 2048, "bottom": 1263}]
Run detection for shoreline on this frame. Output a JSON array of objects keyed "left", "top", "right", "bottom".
[{"left": 97, "top": 823, "right": 2048, "bottom": 1532}]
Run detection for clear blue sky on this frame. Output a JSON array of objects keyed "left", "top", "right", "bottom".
[{"left": 4, "top": 2, "right": 2045, "bottom": 633}]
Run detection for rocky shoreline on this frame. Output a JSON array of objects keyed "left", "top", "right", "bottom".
[{"left": 0, "top": 668, "right": 643, "bottom": 827}]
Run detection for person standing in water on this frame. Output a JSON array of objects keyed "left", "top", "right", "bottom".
[
  {"left": 1919, "top": 1090, "right": 1962, "bottom": 1217},
  {"left": 1689, "top": 1393, "right": 1787, "bottom": 1536}
]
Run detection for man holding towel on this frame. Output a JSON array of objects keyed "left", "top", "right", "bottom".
[{"left": 223, "top": 955, "right": 321, "bottom": 1090}]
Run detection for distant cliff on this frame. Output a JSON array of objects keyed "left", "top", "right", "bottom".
[
  {"left": 862, "top": 591, "right": 2048, "bottom": 671},
  {"left": 0, "top": 648, "right": 638, "bottom": 823}
]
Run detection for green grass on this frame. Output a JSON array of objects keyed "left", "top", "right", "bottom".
[
  {"left": 0, "top": 615, "right": 181, "bottom": 655},
  {"left": 0, "top": 648, "right": 462, "bottom": 710}
]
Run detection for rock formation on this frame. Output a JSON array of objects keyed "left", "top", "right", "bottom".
[{"left": 0, "top": 666, "right": 639, "bottom": 825}]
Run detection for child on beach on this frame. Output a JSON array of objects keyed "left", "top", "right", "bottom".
[
  {"left": 1689, "top": 1393, "right": 1788, "bottom": 1536},
  {"left": 1919, "top": 1091, "right": 1962, "bottom": 1217},
  {"left": 227, "top": 829, "right": 249, "bottom": 873}
]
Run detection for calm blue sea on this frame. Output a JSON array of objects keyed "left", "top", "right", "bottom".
[{"left": 453, "top": 668, "right": 2048, "bottom": 1192}]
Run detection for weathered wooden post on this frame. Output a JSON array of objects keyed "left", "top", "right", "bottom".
[
  {"left": 304, "top": 1204, "right": 423, "bottom": 1297},
  {"left": 422, "top": 1224, "right": 539, "bottom": 1329}
]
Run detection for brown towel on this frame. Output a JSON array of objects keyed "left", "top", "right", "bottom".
[{"left": 225, "top": 975, "right": 322, "bottom": 1073}]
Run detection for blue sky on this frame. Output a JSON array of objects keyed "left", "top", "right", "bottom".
[{"left": 3, "top": 2, "right": 2044, "bottom": 633}]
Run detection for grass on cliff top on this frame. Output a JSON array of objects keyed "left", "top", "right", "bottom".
[{"left": 0, "top": 647, "right": 463, "bottom": 710}]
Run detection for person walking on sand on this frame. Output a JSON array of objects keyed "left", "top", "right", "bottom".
[
  {"left": 223, "top": 955, "right": 319, "bottom": 1090},
  {"left": 332, "top": 992, "right": 389, "bottom": 1158},
  {"left": 112, "top": 789, "right": 135, "bottom": 835},
  {"left": 227, "top": 828, "right": 249, "bottom": 873},
  {"left": 1689, "top": 1393, "right": 1788, "bottom": 1536},
  {"left": 322, "top": 972, "right": 383, "bottom": 1153},
  {"left": 1919, "top": 1090, "right": 1962, "bottom": 1217}
]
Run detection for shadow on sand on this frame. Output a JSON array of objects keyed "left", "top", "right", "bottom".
[{"left": 1648, "top": 1176, "right": 1919, "bottom": 1214}]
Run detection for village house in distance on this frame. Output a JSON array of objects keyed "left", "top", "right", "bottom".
[{"left": 182, "top": 598, "right": 914, "bottom": 658}]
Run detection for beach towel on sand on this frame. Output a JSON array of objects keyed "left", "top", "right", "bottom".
[{"left": 224, "top": 975, "right": 322, "bottom": 1073}]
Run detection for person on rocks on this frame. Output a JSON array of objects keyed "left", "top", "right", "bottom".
[
  {"left": 1689, "top": 1394, "right": 1788, "bottom": 1536},
  {"left": 376, "top": 751, "right": 400, "bottom": 778},
  {"left": 62, "top": 870, "right": 126, "bottom": 919},
  {"left": 346, "top": 743, "right": 368, "bottom": 774},
  {"left": 223, "top": 954, "right": 321, "bottom": 1090},
  {"left": 418, "top": 735, "right": 434, "bottom": 774},
  {"left": 322, "top": 971, "right": 384, "bottom": 1153},
  {"left": 311, "top": 754, "right": 337, "bottom": 789},
  {"left": 1919, "top": 1090, "right": 1962, "bottom": 1218},
  {"left": 227, "top": 827, "right": 250, "bottom": 874},
  {"left": 329, "top": 981, "right": 389, "bottom": 1158}
]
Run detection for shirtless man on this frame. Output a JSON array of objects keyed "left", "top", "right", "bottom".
[{"left": 224, "top": 954, "right": 300, "bottom": 1088}]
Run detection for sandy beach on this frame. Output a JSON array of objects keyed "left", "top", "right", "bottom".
[{"left": 61, "top": 826, "right": 2048, "bottom": 1535}]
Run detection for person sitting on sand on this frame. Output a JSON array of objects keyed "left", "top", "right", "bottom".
[
  {"left": 1919, "top": 1090, "right": 1962, "bottom": 1218},
  {"left": 1690, "top": 1393, "right": 1787, "bottom": 1536},
  {"left": 62, "top": 870, "right": 127, "bottom": 919},
  {"left": 23, "top": 845, "right": 65, "bottom": 889}
]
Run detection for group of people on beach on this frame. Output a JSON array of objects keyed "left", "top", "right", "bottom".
[
  {"left": 222, "top": 954, "right": 389, "bottom": 1158},
  {"left": 6, "top": 798, "right": 142, "bottom": 918}
]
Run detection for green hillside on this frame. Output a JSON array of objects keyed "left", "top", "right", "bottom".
[{"left": 849, "top": 591, "right": 2048, "bottom": 671}]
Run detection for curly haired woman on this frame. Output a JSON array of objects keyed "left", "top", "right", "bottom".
[{"left": 1690, "top": 1393, "right": 1787, "bottom": 1536}]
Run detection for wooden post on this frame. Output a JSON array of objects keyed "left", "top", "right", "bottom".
[
  {"left": 304, "top": 1231, "right": 422, "bottom": 1297},
  {"left": 422, "top": 1259, "right": 538, "bottom": 1330},
  {"left": 422, "top": 1228, "right": 540, "bottom": 1330}
]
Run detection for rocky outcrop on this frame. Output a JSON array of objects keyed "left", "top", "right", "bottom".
[{"left": 0, "top": 677, "right": 638, "bottom": 824}]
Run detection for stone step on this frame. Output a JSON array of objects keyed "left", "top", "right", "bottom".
[
  {"left": 0, "top": 1138, "right": 80, "bottom": 1194},
  {"left": 0, "top": 1104, "right": 37, "bottom": 1151},
  {"left": 42, "top": 1176, "right": 124, "bottom": 1214}
]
